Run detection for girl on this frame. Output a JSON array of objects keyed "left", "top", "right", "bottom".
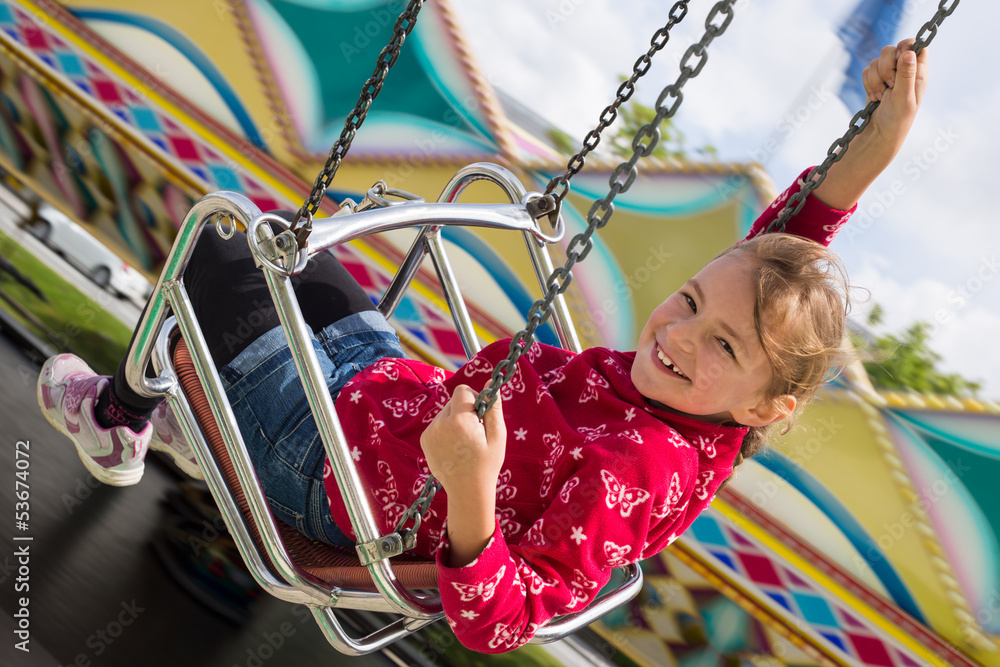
[{"left": 38, "top": 42, "right": 927, "bottom": 652}]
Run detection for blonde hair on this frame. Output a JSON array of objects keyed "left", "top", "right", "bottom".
[{"left": 718, "top": 233, "right": 851, "bottom": 487}]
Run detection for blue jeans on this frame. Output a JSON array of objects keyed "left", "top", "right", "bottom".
[{"left": 219, "top": 310, "right": 406, "bottom": 547}]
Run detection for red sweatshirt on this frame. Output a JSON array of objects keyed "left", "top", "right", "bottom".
[{"left": 323, "top": 168, "right": 853, "bottom": 652}]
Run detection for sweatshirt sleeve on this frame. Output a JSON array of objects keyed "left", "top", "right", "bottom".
[
  {"left": 743, "top": 167, "right": 857, "bottom": 247},
  {"left": 434, "top": 443, "right": 696, "bottom": 653}
]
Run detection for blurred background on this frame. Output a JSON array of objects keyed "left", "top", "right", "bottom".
[{"left": 0, "top": 1, "right": 996, "bottom": 665}]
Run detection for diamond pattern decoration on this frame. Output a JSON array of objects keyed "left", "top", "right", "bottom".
[
  {"left": 687, "top": 511, "right": 928, "bottom": 666},
  {"left": 0, "top": 0, "right": 479, "bottom": 371}
]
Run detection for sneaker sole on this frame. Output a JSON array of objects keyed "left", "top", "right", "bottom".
[
  {"left": 149, "top": 435, "right": 205, "bottom": 480},
  {"left": 36, "top": 365, "right": 144, "bottom": 487}
]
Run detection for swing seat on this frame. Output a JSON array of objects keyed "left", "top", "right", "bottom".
[
  {"left": 171, "top": 335, "right": 440, "bottom": 592},
  {"left": 129, "top": 164, "right": 642, "bottom": 656}
]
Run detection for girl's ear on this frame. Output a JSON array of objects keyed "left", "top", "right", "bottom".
[{"left": 733, "top": 394, "right": 797, "bottom": 427}]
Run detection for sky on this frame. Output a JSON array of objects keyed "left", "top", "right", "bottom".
[{"left": 450, "top": 0, "right": 999, "bottom": 398}]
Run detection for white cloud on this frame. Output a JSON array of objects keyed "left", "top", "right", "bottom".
[{"left": 453, "top": 0, "right": 1000, "bottom": 397}]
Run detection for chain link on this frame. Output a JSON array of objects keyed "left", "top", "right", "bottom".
[
  {"left": 392, "top": 0, "right": 697, "bottom": 543},
  {"left": 766, "top": 0, "right": 958, "bottom": 233},
  {"left": 291, "top": 0, "right": 424, "bottom": 248},
  {"left": 395, "top": 0, "right": 959, "bottom": 550},
  {"left": 543, "top": 0, "right": 691, "bottom": 205}
]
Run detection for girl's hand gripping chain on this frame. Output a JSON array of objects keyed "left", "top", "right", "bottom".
[
  {"left": 814, "top": 38, "right": 930, "bottom": 211},
  {"left": 421, "top": 384, "right": 506, "bottom": 567}
]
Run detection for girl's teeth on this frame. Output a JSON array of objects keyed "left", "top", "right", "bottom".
[{"left": 656, "top": 348, "right": 687, "bottom": 378}]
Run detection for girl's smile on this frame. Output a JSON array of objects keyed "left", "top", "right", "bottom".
[{"left": 631, "top": 251, "right": 792, "bottom": 427}]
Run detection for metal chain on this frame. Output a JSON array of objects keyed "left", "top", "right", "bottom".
[
  {"left": 765, "top": 0, "right": 958, "bottom": 233},
  {"left": 392, "top": 1, "right": 723, "bottom": 544},
  {"left": 475, "top": 0, "right": 737, "bottom": 418},
  {"left": 543, "top": 0, "right": 691, "bottom": 205},
  {"left": 396, "top": 0, "right": 960, "bottom": 549},
  {"left": 291, "top": 0, "right": 424, "bottom": 248}
]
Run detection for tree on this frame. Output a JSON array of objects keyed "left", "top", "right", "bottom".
[{"left": 854, "top": 305, "right": 982, "bottom": 397}]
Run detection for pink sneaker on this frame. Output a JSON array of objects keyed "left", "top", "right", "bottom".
[
  {"left": 37, "top": 354, "right": 150, "bottom": 486},
  {"left": 150, "top": 402, "right": 203, "bottom": 480}
]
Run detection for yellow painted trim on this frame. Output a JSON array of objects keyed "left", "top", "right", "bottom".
[
  {"left": 712, "top": 497, "right": 951, "bottom": 667},
  {"left": 15, "top": 0, "right": 303, "bottom": 206}
]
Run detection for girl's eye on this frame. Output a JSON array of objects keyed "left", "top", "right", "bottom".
[
  {"left": 684, "top": 294, "right": 697, "bottom": 313},
  {"left": 718, "top": 338, "right": 735, "bottom": 358}
]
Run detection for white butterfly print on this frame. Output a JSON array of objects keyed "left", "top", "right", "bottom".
[
  {"left": 426, "top": 366, "right": 447, "bottom": 385},
  {"left": 579, "top": 369, "right": 610, "bottom": 403},
  {"left": 542, "top": 431, "right": 563, "bottom": 463},
  {"left": 558, "top": 476, "right": 579, "bottom": 504},
  {"left": 495, "top": 469, "right": 518, "bottom": 501},
  {"left": 524, "top": 341, "right": 543, "bottom": 362},
  {"left": 577, "top": 424, "right": 607, "bottom": 442},
  {"left": 694, "top": 470, "right": 716, "bottom": 501},
  {"left": 693, "top": 433, "right": 722, "bottom": 458},
  {"left": 323, "top": 458, "right": 333, "bottom": 480},
  {"left": 569, "top": 570, "right": 599, "bottom": 602},
  {"left": 487, "top": 621, "right": 520, "bottom": 651},
  {"left": 666, "top": 430, "right": 692, "bottom": 449},
  {"left": 523, "top": 519, "right": 546, "bottom": 546},
  {"left": 382, "top": 501, "right": 407, "bottom": 529},
  {"left": 412, "top": 457, "right": 432, "bottom": 496},
  {"left": 603, "top": 540, "right": 633, "bottom": 567},
  {"left": 600, "top": 470, "right": 651, "bottom": 518},
  {"left": 541, "top": 367, "right": 565, "bottom": 386},
  {"left": 540, "top": 466, "right": 555, "bottom": 498},
  {"left": 495, "top": 507, "right": 522, "bottom": 536},
  {"left": 509, "top": 558, "right": 526, "bottom": 597},
  {"left": 451, "top": 565, "right": 506, "bottom": 602},
  {"left": 620, "top": 429, "right": 643, "bottom": 444},
  {"left": 517, "top": 562, "right": 556, "bottom": 594},
  {"left": 652, "top": 473, "right": 683, "bottom": 519},
  {"left": 535, "top": 383, "right": 549, "bottom": 404},
  {"left": 367, "top": 413, "right": 385, "bottom": 446},
  {"left": 382, "top": 394, "right": 427, "bottom": 418},
  {"left": 461, "top": 356, "right": 492, "bottom": 378},
  {"left": 422, "top": 385, "right": 450, "bottom": 423},
  {"left": 370, "top": 359, "right": 399, "bottom": 381},
  {"left": 499, "top": 364, "right": 526, "bottom": 400}
]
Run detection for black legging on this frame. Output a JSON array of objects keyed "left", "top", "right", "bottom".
[{"left": 111, "top": 211, "right": 376, "bottom": 410}]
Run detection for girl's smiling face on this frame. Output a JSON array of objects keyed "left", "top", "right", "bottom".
[{"left": 631, "top": 251, "right": 793, "bottom": 426}]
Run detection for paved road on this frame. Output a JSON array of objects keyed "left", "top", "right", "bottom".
[{"left": 0, "top": 204, "right": 399, "bottom": 665}]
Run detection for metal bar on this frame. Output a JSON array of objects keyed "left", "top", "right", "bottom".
[
  {"left": 254, "top": 221, "right": 441, "bottom": 620},
  {"left": 311, "top": 606, "right": 439, "bottom": 656},
  {"left": 166, "top": 280, "right": 337, "bottom": 607},
  {"left": 529, "top": 564, "right": 643, "bottom": 643},
  {"left": 148, "top": 318, "right": 314, "bottom": 605},
  {"left": 122, "top": 192, "right": 258, "bottom": 400},
  {"left": 423, "top": 226, "right": 481, "bottom": 357},
  {"left": 305, "top": 202, "right": 547, "bottom": 259},
  {"left": 377, "top": 229, "right": 430, "bottom": 319},
  {"left": 522, "top": 235, "right": 582, "bottom": 353}
]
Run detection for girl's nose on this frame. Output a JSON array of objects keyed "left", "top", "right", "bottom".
[{"left": 666, "top": 320, "right": 697, "bottom": 353}]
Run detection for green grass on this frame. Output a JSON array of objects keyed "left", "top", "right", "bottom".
[{"left": 0, "top": 228, "right": 131, "bottom": 373}]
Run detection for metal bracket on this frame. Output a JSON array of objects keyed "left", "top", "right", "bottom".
[
  {"left": 355, "top": 532, "right": 413, "bottom": 565},
  {"left": 524, "top": 193, "right": 560, "bottom": 233},
  {"left": 257, "top": 231, "right": 297, "bottom": 266}
]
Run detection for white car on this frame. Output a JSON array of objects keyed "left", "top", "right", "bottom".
[{"left": 28, "top": 203, "right": 153, "bottom": 305}]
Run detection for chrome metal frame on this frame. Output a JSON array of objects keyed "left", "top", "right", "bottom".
[{"left": 125, "top": 165, "right": 641, "bottom": 655}]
